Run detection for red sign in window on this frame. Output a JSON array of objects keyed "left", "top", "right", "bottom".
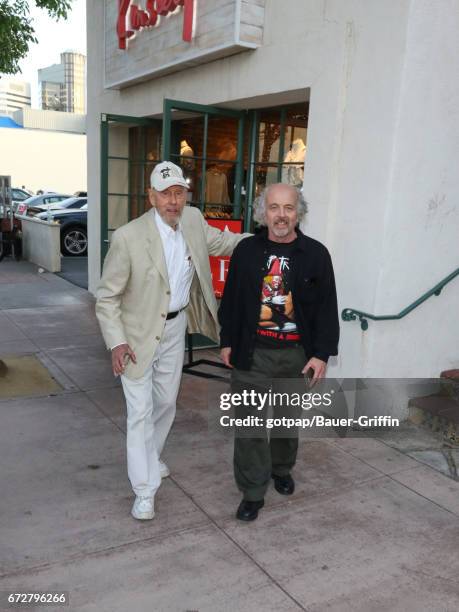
[{"left": 207, "top": 218, "right": 242, "bottom": 298}]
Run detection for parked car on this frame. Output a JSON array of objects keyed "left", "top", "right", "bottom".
[
  {"left": 36, "top": 204, "right": 88, "bottom": 256},
  {"left": 27, "top": 196, "right": 87, "bottom": 215},
  {"left": 11, "top": 187, "right": 32, "bottom": 205},
  {"left": 16, "top": 193, "right": 71, "bottom": 216}
]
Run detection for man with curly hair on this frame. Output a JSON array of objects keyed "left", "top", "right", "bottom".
[{"left": 219, "top": 183, "right": 339, "bottom": 521}]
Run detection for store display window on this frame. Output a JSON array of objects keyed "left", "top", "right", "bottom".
[{"left": 100, "top": 102, "right": 308, "bottom": 258}]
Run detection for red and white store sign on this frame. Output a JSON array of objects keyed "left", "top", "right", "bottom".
[
  {"left": 106, "top": 0, "right": 264, "bottom": 89},
  {"left": 117, "top": 0, "right": 194, "bottom": 49},
  {"left": 207, "top": 219, "right": 242, "bottom": 298}
]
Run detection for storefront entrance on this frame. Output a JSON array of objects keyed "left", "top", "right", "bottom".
[{"left": 100, "top": 99, "right": 308, "bottom": 261}]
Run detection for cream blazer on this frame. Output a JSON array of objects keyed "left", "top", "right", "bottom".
[{"left": 96, "top": 207, "right": 247, "bottom": 379}]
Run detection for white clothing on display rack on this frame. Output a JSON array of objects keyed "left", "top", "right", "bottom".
[{"left": 282, "top": 138, "right": 306, "bottom": 187}]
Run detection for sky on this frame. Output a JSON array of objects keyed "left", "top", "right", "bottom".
[{"left": 1, "top": 0, "right": 87, "bottom": 107}]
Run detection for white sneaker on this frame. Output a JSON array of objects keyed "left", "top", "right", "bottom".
[
  {"left": 159, "top": 460, "right": 170, "bottom": 479},
  {"left": 131, "top": 496, "right": 155, "bottom": 520}
]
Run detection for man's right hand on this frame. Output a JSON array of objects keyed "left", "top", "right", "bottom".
[
  {"left": 112, "top": 343, "right": 137, "bottom": 376},
  {"left": 220, "top": 347, "right": 233, "bottom": 368}
]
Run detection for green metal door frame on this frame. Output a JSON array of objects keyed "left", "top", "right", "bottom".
[
  {"left": 100, "top": 113, "right": 160, "bottom": 265},
  {"left": 162, "top": 99, "right": 248, "bottom": 228},
  {"left": 245, "top": 109, "right": 259, "bottom": 231}
]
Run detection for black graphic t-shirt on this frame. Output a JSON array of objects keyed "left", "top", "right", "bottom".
[{"left": 256, "top": 239, "right": 300, "bottom": 347}]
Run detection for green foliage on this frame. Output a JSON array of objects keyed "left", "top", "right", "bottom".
[
  {"left": 0, "top": 0, "right": 72, "bottom": 75},
  {"left": 35, "top": 0, "right": 71, "bottom": 19}
]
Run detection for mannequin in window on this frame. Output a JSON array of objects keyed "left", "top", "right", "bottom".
[
  {"left": 180, "top": 140, "right": 195, "bottom": 171},
  {"left": 282, "top": 138, "right": 306, "bottom": 187}
]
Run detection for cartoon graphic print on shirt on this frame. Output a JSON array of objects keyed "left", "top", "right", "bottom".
[{"left": 257, "top": 251, "right": 300, "bottom": 344}]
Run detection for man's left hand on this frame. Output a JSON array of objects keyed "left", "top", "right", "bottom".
[{"left": 302, "top": 357, "right": 327, "bottom": 387}]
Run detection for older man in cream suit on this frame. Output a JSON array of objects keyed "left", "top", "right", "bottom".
[{"left": 96, "top": 161, "right": 247, "bottom": 520}]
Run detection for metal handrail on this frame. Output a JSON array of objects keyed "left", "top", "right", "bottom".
[{"left": 342, "top": 267, "right": 459, "bottom": 330}]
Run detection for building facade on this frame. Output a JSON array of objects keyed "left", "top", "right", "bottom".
[
  {"left": 86, "top": 0, "right": 459, "bottom": 386},
  {"left": 39, "top": 51, "right": 86, "bottom": 114},
  {"left": 0, "top": 109, "right": 86, "bottom": 194},
  {"left": 0, "top": 80, "right": 31, "bottom": 116},
  {"left": 39, "top": 62, "right": 65, "bottom": 111}
]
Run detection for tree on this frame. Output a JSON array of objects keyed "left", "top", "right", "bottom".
[{"left": 0, "top": 0, "right": 72, "bottom": 75}]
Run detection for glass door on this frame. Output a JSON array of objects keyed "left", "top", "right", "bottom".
[
  {"left": 100, "top": 113, "right": 162, "bottom": 262},
  {"left": 162, "top": 99, "right": 248, "bottom": 229},
  {"left": 245, "top": 104, "right": 309, "bottom": 225}
]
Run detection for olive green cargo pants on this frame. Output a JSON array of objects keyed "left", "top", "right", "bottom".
[{"left": 231, "top": 345, "right": 306, "bottom": 501}]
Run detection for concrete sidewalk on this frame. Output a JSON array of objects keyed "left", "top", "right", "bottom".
[{"left": 0, "top": 260, "right": 458, "bottom": 612}]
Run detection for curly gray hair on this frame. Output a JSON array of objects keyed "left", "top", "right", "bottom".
[{"left": 252, "top": 184, "right": 308, "bottom": 226}]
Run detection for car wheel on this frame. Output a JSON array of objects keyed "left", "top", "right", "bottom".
[{"left": 61, "top": 225, "right": 88, "bottom": 256}]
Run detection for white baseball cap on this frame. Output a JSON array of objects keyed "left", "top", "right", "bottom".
[{"left": 150, "top": 161, "right": 189, "bottom": 191}]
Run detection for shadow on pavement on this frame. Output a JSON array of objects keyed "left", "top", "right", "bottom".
[{"left": 56, "top": 256, "right": 88, "bottom": 289}]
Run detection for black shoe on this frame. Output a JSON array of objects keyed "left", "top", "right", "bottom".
[
  {"left": 236, "top": 499, "right": 264, "bottom": 521},
  {"left": 272, "top": 473, "right": 295, "bottom": 495}
]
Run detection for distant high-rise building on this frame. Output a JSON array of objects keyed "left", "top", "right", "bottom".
[
  {"left": 38, "top": 51, "right": 86, "bottom": 114},
  {"left": 0, "top": 80, "right": 31, "bottom": 116},
  {"left": 38, "top": 62, "right": 65, "bottom": 111}
]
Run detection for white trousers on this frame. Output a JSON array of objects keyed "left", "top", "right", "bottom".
[{"left": 121, "top": 311, "right": 187, "bottom": 498}]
